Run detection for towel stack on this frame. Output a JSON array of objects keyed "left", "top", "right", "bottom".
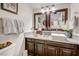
[{"left": 0, "top": 17, "right": 24, "bottom": 34}]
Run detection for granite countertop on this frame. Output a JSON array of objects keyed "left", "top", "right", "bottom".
[{"left": 24, "top": 33, "right": 79, "bottom": 45}]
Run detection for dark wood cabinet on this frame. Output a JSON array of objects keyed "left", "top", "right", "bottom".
[
  {"left": 45, "top": 45, "right": 58, "bottom": 56},
  {"left": 35, "top": 43, "right": 44, "bottom": 56},
  {"left": 27, "top": 39, "right": 35, "bottom": 56},
  {"left": 60, "top": 48, "right": 76, "bottom": 56},
  {"left": 25, "top": 38, "right": 79, "bottom": 56}
]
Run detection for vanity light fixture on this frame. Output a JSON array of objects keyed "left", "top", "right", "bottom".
[
  {"left": 40, "top": 4, "right": 56, "bottom": 14},
  {"left": 51, "top": 5, "right": 56, "bottom": 12}
]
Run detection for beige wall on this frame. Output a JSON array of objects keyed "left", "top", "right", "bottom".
[
  {"left": 0, "top": 3, "right": 33, "bottom": 32},
  {"left": 71, "top": 3, "right": 79, "bottom": 34}
]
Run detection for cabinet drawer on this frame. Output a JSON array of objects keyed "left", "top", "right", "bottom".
[
  {"left": 27, "top": 38, "right": 34, "bottom": 42},
  {"left": 45, "top": 45, "right": 59, "bottom": 56},
  {"left": 35, "top": 39, "right": 45, "bottom": 43},
  {"left": 46, "top": 41, "right": 77, "bottom": 49},
  {"left": 60, "top": 48, "right": 76, "bottom": 56}
]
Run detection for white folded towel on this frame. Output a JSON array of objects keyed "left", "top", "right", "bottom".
[
  {"left": 16, "top": 19, "right": 24, "bottom": 33},
  {"left": 3, "top": 18, "right": 18, "bottom": 34},
  {"left": 2, "top": 17, "right": 24, "bottom": 34}
]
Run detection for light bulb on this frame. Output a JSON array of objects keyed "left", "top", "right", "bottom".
[
  {"left": 40, "top": 5, "right": 56, "bottom": 14},
  {"left": 41, "top": 7, "right": 45, "bottom": 14},
  {"left": 46, "top": 6, "right": 50, "bottom": 14},
  {"left": 51, "top": 5, "right": 56, "bottom": 12}
]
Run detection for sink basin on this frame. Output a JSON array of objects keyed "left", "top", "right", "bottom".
[
  {"left": 42, "top": 31, "right": 66, "bottom": 36},
  {"left": 42, "top": 31, "right": 67, "bottom": 41},
  {"left": 51, "top": 33, "right": 66, "bottom": 37},
  {"left": 51, "top": 33, "right": 67, "bottom": 41}
]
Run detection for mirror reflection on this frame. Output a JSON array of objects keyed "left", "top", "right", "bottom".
[{"left": 34, "top": 8, "right": 68, "bottom": 31}]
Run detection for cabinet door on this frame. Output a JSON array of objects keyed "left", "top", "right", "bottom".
[
  {"left": 27, "top": 41, "right": 35, "bottom": 56},
  {"left": 60, "top": 48, "right": 76, "bottom": 56},
  {"left": 35, "top": 43, "right": 45, "bottom": 56},
  {"left": 46, "top": 45, "right": 58, "bottom": 56}
]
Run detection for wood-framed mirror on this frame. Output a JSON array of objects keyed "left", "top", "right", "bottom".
[
  {"left": 49, "top": 8, "right": 68, "bottom": 31},
  {"left": 34, "top": 8, "right": 68, "bottom": 31},
  {"left": 34, "top": 13, "right": 47, "bottom": 30}
]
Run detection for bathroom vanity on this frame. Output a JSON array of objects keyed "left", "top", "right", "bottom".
[{"left": 25, "top": 33, "right": 79, "bottom": 56}]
